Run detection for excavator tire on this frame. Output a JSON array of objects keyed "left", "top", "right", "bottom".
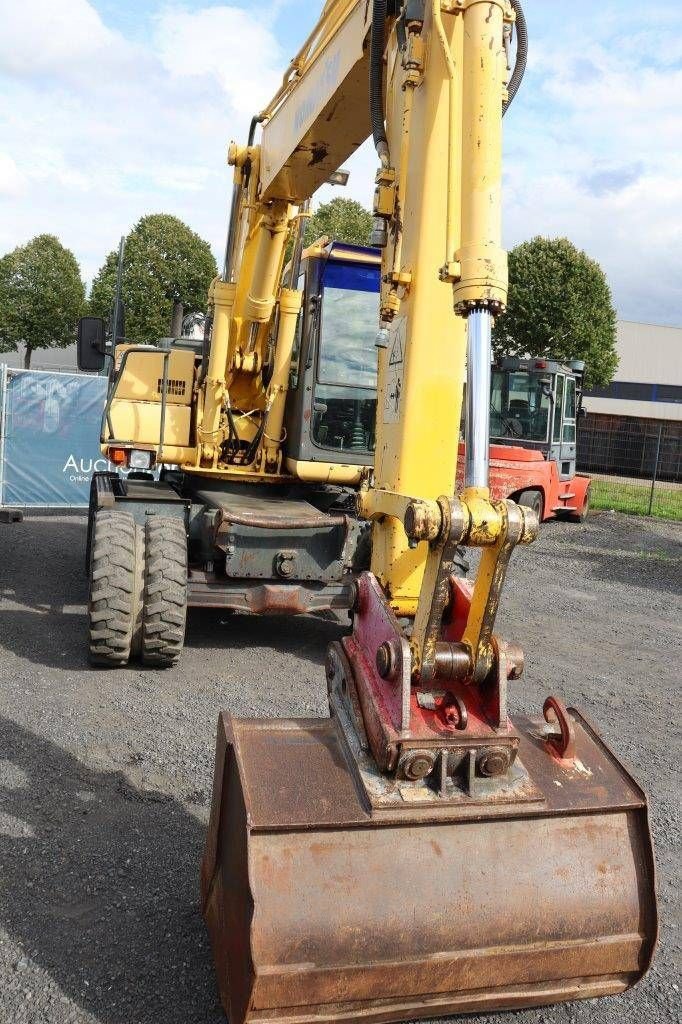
[
  {"left": 84, "top": 471, "right": 119, "bottom": 575},
  {"left": 88, "top": 510, "right": 141, "bottom": 667},
  {"left": 141, "top": 516, "right": 187, "bottom": 668},
  {"left": 130, "top": 523, "right": 145, "bottom": 660}
]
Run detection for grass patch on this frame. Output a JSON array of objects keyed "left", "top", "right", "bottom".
[{"left": 591, "top": 478, "right": 682, "bottom": 521}]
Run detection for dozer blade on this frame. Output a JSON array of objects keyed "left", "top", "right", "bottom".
[{"left": 201, "top": 710, "right": 657, "bottom": 1024}]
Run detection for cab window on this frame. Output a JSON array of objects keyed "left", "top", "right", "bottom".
[
  {"left": 489, "top": 370, "right": 551, "bottom": 442},
  {"left": 312, "top": 260, "right": 379, "bottom": 454},
  {"left": 553, "top": 374, "right": 564, "bottom": 442},
  {"left": 563, "top": 376, "right": 576, "bottom": 443}
]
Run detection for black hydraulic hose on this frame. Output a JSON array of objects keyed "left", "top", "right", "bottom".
[
  {"left": 243, "top": 420, "right": 266, "bottom": 466},
  {"left": 370, "top": 0, "right": 390, "bottom": 166},
  {"left": 226, "top": 404, "right": 240, "bottom": 456},
  {"left": 198, "top": 311, "right": 212, "bottom": 386},
  {"left": 503, "top": 0, "right": 528, "bottom": 115},
  {"left": 247, "top": 115, "right": 263, "bottom": 146}
]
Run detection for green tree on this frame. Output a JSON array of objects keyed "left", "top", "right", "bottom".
[
  {"left": 303, "top": 198, "right": 373, "bottom": 247},
  {"left": 0, "top": 234, "right": 85, "bottom": 368},
  {"left": 493, "top": 237, "right": 618, "bottom": 388},
  {"left": 89, "top": 214, "right": 217, "bottom": 344}
]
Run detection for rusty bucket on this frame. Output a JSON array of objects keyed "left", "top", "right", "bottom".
[{"left": 201, "top": 709, "right": 656, "bottom": 1024}]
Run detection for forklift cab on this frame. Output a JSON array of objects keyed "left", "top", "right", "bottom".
[
  {"left": 490, "top": 356, "right": 584, "bottom": 480},
  {"left": 285, "top": 242, "right": 380, "bottom": 482}
]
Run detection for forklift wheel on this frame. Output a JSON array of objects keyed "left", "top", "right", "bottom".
[
  {"left": 569, "top": 485, "right": 591, "bottom": 524},
  {"left": 516, "top": 489, "right": 544, "bottom": 523},
  {"left": 141, "top": 517, "right": 188, "bottom": 668},
  {"left": 88, "top": 510, "right": 142, "bottom": 667}
]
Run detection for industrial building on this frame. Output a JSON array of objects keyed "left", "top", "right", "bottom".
[{"left": 580, "top": 320, "right": 682, "bottom": 481}]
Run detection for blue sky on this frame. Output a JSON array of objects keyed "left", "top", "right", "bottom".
[{"left": 1, "top": 1, "right": 681, "bottom": 325}]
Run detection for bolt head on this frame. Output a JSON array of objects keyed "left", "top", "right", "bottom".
[
  {"left": 376, "top": 641, "right": 393, "bottom": 679},
  {"left": 477, "top": 747, "right": 511, "bottom": 778},
  {"left": 400, "top": 749, "right": 436, "bottom": 781}
]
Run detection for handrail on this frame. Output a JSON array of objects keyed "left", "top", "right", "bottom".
[{"left": 258, "top": 0, "right": 360, "bottom": 125}]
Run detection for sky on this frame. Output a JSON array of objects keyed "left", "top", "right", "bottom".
[{"left": 0, "top": 0, "right": 680, "bottom": 326}]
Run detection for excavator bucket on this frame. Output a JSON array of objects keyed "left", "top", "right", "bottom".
[{"left": 201, "top": 707, "right": 657, "bottom": 1024}]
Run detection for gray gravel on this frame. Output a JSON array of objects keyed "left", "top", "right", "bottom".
[{"left": 0, "top": 510, "right": 679, "bottom": 1024}]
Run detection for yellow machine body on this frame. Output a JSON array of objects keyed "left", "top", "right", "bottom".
[{"left": 108, "top": 347, "right": 195, "bottom": 456}]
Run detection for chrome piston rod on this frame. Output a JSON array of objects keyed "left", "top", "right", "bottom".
[{"left": 465, "top": 308, "right": 493, "bottom": 490}]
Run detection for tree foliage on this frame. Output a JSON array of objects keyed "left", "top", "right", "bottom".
[
  {"left": 303, "top": 198, "right": 373, "bottom": 248},
  {"left": 0, "top": 234, "right": 85, "bottom": 368},
  {"left": 493, "top": 237, "right": 618, "bottom": 388},
  {"left": 89, "top": 214, "right": 217, "bottom": 344}
]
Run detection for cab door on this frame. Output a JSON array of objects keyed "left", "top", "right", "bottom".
[{"left": 551, "top": 374, "right": 577, "bottom": 479}]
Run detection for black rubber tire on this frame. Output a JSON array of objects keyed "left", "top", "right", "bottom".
[
  {"left": 130, "top": 524, "right": 145, "bottom": 659},
  {"left": 88, "top": 510, "right": 142, "bottom": 667},
  {"left": 517, "top": 488, "right": 544, "bottom": 522},
  {"left": 85, "top": 471, "right": 119, "bottom": 575},
  {"left": 569, "top": 485, "right": 591, "bottom": 524},
  {"left": 141, "top": 517, "right": 188, "bottom": 668}
]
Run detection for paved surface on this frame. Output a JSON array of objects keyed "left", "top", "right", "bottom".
[{"left": 0, "top": 511, "right": 679, "bottom": 1024}]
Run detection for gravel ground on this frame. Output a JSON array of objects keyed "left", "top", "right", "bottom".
[{"left": 0, "top": 510, "right": 679, "bottom": 1024}]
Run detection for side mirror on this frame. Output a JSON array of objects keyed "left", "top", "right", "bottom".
[{"left": 77, "top": 317, "right": 106, "bottom": 372}]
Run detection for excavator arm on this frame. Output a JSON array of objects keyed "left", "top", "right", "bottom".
[
  {"left": 197, "top": 6, "right": 657, "bottom": 1021},
  {"left": 197, "top": 0, "right": 533, "bottom": 686}
]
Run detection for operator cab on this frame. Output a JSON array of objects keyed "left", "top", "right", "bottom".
[
  {"left": 284, "top": 242, "right": 380, "bottom": 481},
  {"left": 285, "top": 248, "right": 587, "bottom": 485},
  {"left": 491, "top": 356, "right": 585, "bottom": 479}
]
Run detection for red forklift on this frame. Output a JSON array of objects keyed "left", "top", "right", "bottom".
[{"left": 456, "top": 355, "right": 591, "bottom": 522}]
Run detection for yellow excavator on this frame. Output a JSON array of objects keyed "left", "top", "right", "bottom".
[
  {"left": 76, "top": 0, "right": 656, "bottom": 1016},
  {"left": 198, "top": 2, "right": 657, "bottom": 1022}
]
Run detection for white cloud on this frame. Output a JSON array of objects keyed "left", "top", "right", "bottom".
[
  {"left": 0, "top": 152, "right": 26, "bottom": 197},
  {"left": 501, "top": 15, "right": 682, "bottom": 325},
  {"left": 0, "top": 1, "right": 286, "bottom": 283},
  {"left": 0, "top": 0, "right": 123, "bottom": 77},
  {"left": 0, "top": 0, "right": 680, "bottom": 329},
  {"left": 154, "top": 5, "right": 283, "bottom": 116}
]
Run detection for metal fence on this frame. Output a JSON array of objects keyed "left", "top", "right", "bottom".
[{"left": 578, "top": 414, "right": 682, "bottom": 521}]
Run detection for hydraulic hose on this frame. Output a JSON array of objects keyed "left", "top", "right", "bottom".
[
  {"left": 247, "top": 115, "right": 263, "bottom": 146},
  {"left": 503, "top": 0, "right": 527, "bottom": 115},
  {"left": 370, "top": 0, "right": 390, "bottom": 166}
]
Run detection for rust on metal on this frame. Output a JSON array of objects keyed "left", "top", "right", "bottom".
[
  {"left": 340, "top": 573, "right": 524, "bottom": 778},
  {"left": 187, "top": 573, "right": 354, "bottom": 613},
  {"left": 201, "top": 710, "right": 657, "bottom": 1024},
  {"left": 543, "top": 695, "right": 577, "bottom": 761}
]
